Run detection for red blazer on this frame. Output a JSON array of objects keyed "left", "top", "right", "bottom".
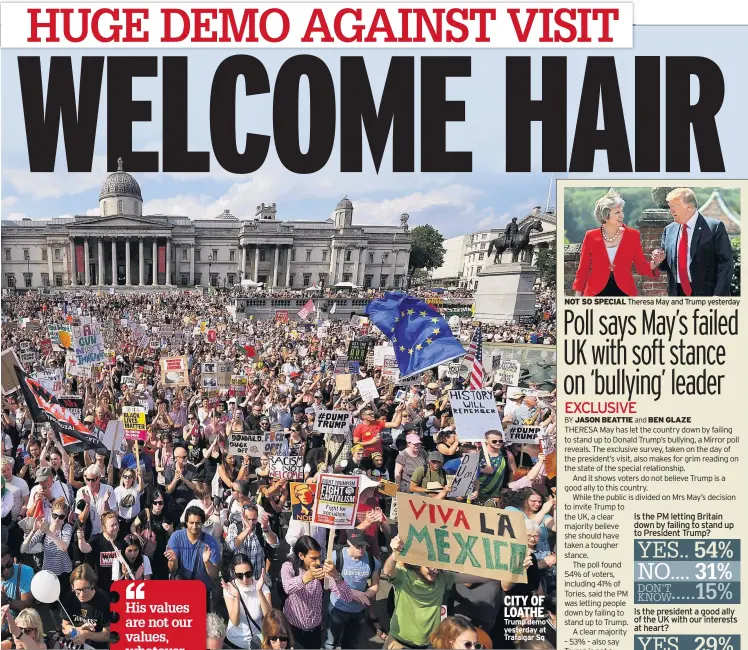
[{"left": 573, "top": 226, "right": 659, "bottom": 296}]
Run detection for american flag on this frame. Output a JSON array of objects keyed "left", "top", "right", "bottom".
[
  {"left": 466, "top": 325, "right": 484, "bottom": 389},
  {"left": 298, "top": 299, "right": 316, "bottom": 320}
]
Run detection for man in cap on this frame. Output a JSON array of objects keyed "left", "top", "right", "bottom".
[
  {"left": 409, "top": 451, "right": 449, "bottom": 499},
  {"left": 503, "top": 389, "right": 526, "bottom": 424},
  {"left": 325, "top": 529, "right": 380, "bottom": 649}
]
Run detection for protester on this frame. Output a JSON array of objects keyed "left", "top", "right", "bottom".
[
  {"left": 430, "top": 615, "right": 482, "bottom": 649},
  {"left": 60, "top": 564, "right": 111, "bottom": 649}
]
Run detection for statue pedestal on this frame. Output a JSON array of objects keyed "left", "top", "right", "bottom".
[{"left": 473, "top": 263, "right": 538, "bottom": 324}]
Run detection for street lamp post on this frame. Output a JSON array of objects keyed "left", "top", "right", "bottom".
[{"left": 208, "top": 253, "right": 214, "bottom": 287}]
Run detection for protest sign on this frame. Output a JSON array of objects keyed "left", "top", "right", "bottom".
[
  {"left": 160, "top": 356, "right": 189, "bottom": 387},
  {"left": 357, "top": 377, "right": 379, "bottom": 403},
  {"left": 373, "top": 345, "right": 392, "bottom": 367},
  {"left": 397, "top": 492, "right": 528, "bottom": 583},
  {"left": 378, "top": 480, "right": 399, "bottom": 498},
  {"left": 19, "top": 352, "right": 36, "bottom": 366},
  {"left": 312, "top": 473, "right": 361, "bottom": 529},
  {"left": 72, "top": 322, "right": 105, "bottom": 367},
  {"left": 268, "top": 455, "right": 305, "bottom": 480},
  {"left": 505, "top": 425, "right": 544, "bottom": 444},
  {"left": 449, "top": 390, "right": 502, "bottom": 441},
  {"left": 447, "top": 362, "right": 461, "bottom": 379},
  {"left": 230, "top": 375, "right": 248, "bottom": 395},
  {"left": 37, "top": 370, "right": 64, "bottom": 397},
  {"left": 290, "top": 482, "right": 316, "bottom": 522},
  {"left": 491, "top": 353, "right": 502, "bottom": 371},
  {"left": 228, "top": 431, "right": 284, "bottom": 457},
  {"left": 494, "top": 359, "right": 521, "bottom": 386},
  {"left": 538, "top": 428, "right": 556, "bottom": 454},
  {"left": 317, "top": 327, "right": 328, "bottom": 339},
  {"left": 275, "top": 310, "right": 289, "bottom": 323},
  {"left": 347, "top": 339, "right": 369, "bottom": 363},
  {"left": 313, "top": 410, "right": 351, "bottom": 435},
  {"left": 19, "top": 340, "right": 30, "bottom": 351},
  {"left": 122, "top": 375, "right": 136, "bottom": 390},
  {"left": 448, "top": 453, "right": 481, "bottom": 500},
  {"left": 382, "top": 355, "right": 400, "bottom": 381},
  {"left": 335, "top": 374, "right": 352, "bottom": 391},
  {"left": 349, "top": 315, "right": 368, "bottom": 328},
  {"left": 122, "top": 406, "right": 147, "bottom": 441},
  {"left": 333, "top": 355, "right": 348, "bottom": 375}
]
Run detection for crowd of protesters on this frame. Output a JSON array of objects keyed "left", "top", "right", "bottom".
[{"left": 1, "top": 290, "right": 556, "bottom": 649}]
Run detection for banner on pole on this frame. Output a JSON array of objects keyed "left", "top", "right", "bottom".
[{"left": 312, "top": 473, "right": 361, "bottom": 529}]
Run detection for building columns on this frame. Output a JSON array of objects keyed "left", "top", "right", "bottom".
[
  {"left": 189, "top": 244, "right": 195, "bottom": 285},
  {"left": 69, "top": 238, "right": 76, "bottom": 286},
  {"left": 125, "top": 238, "right": 131, "bottom": 285},
  {"left": 46, "top": 245, "right": 53, "bottom": 286},
  {"left": 240, "top": 246, "right": 246, "bottom": 280},
  {"left": 152, "top": 240, "right": 158, "bottom": 285},
  {"left": 329, "top": 242, "right": 336, "bottom": 283},
  {"left": 285, "top": 247, "right": 291, "bottom": 287},
  {"left": 272, "top": 245, "right": 279, "bottom": 288},
  {"left": 166, "top": 237, "right": 172, "bottom": 285},
  {"left": 253, "top": 246, "right": 259, "bottom": 283},
  {"left": 389, "top": 249, "right": 397, "bottom": 288},
  {"left": 139, "top": 237, "right": 145, "bottom": 286},
  {"left": 337, "top": 246, "right": 345, "bottom": 285},
  {"left": 174, "top": 243, "right": 180, "bottom": 285},
  {"left": 358, "top": 247, "right": 367, "bottom": 286},
  {"left": 110, "top": 240, "right": 117, "bottom": 285},
  {"left": 97, "top": 239, "right": 104, "bottom": 285}
]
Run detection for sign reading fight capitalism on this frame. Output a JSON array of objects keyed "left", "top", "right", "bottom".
[
  {"left": 397, "top": 492, "right": 528, "bottom": 583},
  {"left": 312, "top": 473, "right": 361, "bottom": 528},
  {"left": 449, "top": 390, "right": 502, "bottom": 442}
]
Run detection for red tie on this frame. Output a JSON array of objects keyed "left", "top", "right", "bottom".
[{"left": 678, "top": 223, "right": 692, "bottom": 296}]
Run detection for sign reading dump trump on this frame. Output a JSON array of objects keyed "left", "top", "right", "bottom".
[
  {"left": 505, "top": 425, "right": 543, "bottom": 444},
  {"left": 397, "top": 492, "right": 528, "bottom": 583},
  {"left": 449, "top": 390, "right": 502, "bottom": 441},
  {"left": 312, "top": 473, "right": 361, "bottom": 529},
  {"left": 314, "top": 410, "right": 351, "bottom": 435}
]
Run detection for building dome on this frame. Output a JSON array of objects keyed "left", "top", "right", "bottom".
[
  {"left": 336, "top": 196, "right": 353, "bottom": 210},
  {"left": 99, "top": 158, "right": 143, "bottom": 202}
]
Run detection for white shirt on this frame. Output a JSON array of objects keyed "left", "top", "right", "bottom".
[
  {"left": 75, "top": 483, "right": 117, "bottom": 535},
  {"left": 606, "top": 245, "right": 619, "bottom": 264},
  {"left": 224, "top": 584, "right": 271, "bottom": 647},
  {"left": 675, "top": 212, "right": 698, "bottom": 283},
  {"left": 114, "top": 485, "right": 142, "bottom": 520}
]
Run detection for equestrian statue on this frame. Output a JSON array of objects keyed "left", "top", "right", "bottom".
[{"left": 487, "top": 218, "right": 544, "bottom": 263}]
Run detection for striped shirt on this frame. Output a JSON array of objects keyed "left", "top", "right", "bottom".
[
  {"left": 280, "top": 561, "right": 356, "bottom": 630},
  {"left": 26, "top": 525, "right": 73, "bottom": 575}
]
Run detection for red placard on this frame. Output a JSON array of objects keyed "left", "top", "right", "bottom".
[
  {"left": 110, "top": 580, "right": 206, "bottom": 649},
  {"left": 157, "top": 245, "right": 166, "bottom": 274}
]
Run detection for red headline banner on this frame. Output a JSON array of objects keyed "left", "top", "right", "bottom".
[{"left": 2, "top": 3, "right": 633, "bottom": 48}]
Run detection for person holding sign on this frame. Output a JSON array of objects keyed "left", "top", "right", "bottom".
[
  {"left": 279, "top": 535, "right": 364, "bottom": 650},
  {"left": 409, "top": 451, "right": 450, "bottom": 500},
  {"left": 353, "top": 404, "right": 405, "bottom": 459}
]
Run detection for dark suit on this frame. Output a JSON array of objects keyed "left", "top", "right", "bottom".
[{"left": 658, "top": 213, "right": 734, "bottom": 296}]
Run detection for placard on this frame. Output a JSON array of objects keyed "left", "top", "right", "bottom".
[
  {"left": 275, "top": 310, "right": 289, "bottom": 323},
  {"left": 378, "top": 479, "right": 399, "bottom": 498},
  {"left": 313, "top": 410, "right": 351, "bottom": 435},
  {"left": 228, "top": 431, "right": 284, "bottom": 457},
  {"left": 449, "top": 389, "right": 502, "bottom": 441},
  {"left": 160, "top": 356, "right": 190, "bottom": 387},
  {"left": 397, "top": 492, "right": 528, "bottom": 583},
  {"left": 505, "top": 425, "right": 544, "bottom": 444},
  {"left": 19, "top": 352, "right": 36, "bottom": 366},
  {"left": 312, "top": 473, "right": 361, "bottom": 529},
  {"left": 494, "top": 359, "right": 521, "bottom": 386},
  {"left": 72, "top": 322, "right": 105, "bottom": 367},
  {"left": 122, "top": 406, "right": 147, "bottom": 441},
  {"left": 230, "top": 375, "right": 248, "bottom": 396},
  {"left": 382, "top": 355, "right": 400, "bottom": 381},
  {"left": 538, "top": 428, "right": 556, "bottom": 454},
  {"left": 447, "top": 362, "right": 461, "bottom": 379},
  {"left": 333, "top": 355, "right": 349, "bottom": 375},
  {"left": 268, "top": 455, "right": 305, "bottom": 480},
  {"left": 335, "top": 374, "right": 352, "bottom": 391},
  {"left": 290, "top": 482, "right": 316, "bottom": 522},
  {"left": 357, "top": 377, "right": 379, "bottom": 403},
  {"left": 347, "top": 339, "right": 369, "bottom": 363},
  {"left": 373, "top": 345, "right": 392, "bottom": 367},
  {"left": 447, "top": 452, "right": 481, "bottom": 499},
  {"left": 122, "top": 375, "right": 136, "bottom": 389}
]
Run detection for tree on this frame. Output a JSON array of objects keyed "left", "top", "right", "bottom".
[
  {"left": 731, "top": 236, "right": 741, "bottom": 296},
  {"left": 408, "top": 225, "right": 446, "bottom": 275},
  {"left": 535, "top": 240, "right": 557, "bottom": 290}
]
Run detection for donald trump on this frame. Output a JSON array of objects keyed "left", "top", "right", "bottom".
[{"left": 652, "top": 188, "right": 735, "bottom": 296}]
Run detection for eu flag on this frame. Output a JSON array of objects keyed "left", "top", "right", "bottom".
[{"left": 366, "top": 292, "right": 465, "bottom": 378}]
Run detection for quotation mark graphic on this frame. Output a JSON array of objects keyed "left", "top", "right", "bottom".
[{"left": 125, "top": 583, "right": 145, "bottom": 600}]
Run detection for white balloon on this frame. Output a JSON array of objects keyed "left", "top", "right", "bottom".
[{"left": 31, "top": 570, "right": 60, "bottom": 604}]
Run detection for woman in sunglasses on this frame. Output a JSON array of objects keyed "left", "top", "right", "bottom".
[
  {"left": 131, "top": 488, "right": 173, "bottom": 580},
  {"left": 430, "top": 615, "right": 483, "bottom": 649},
  {"left": 60, "top": 564, "right": 110, "bottom": 649},
  {"left": 19, "top": 497, "right": 73, "bottom": 596},
  {"left": 0, "top": 605, "right": 47, "bottom": 650},
  {"left": 114, "top": 467, "right": 144, "bottom": 543},
  {"left": 221, "top": 554, "right": 271, "bottom": 649},
  {"left": 260, "top": 609, "right": 295, "bottom": 650}
]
